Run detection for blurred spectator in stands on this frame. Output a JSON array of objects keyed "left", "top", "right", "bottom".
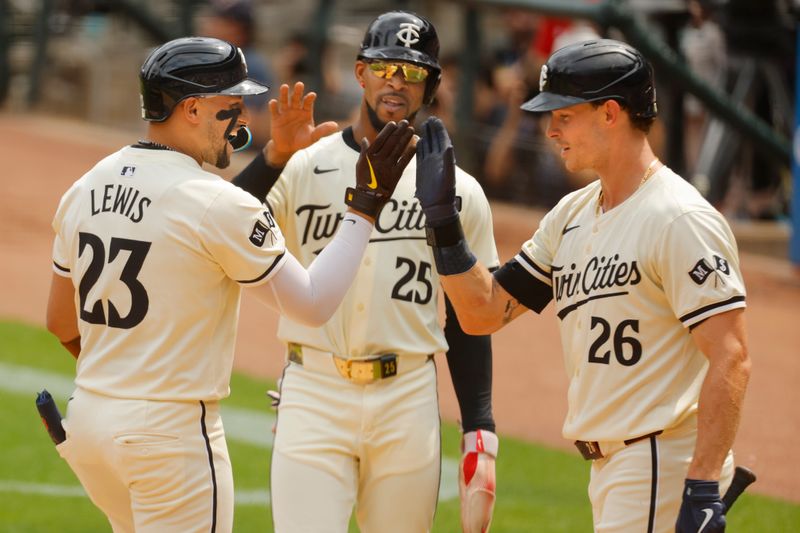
[
  {"left": 480, "top": 17, "right": 601, "bottom": 207},
  {"left": 198, "top": 0, "right": 275, "bottom": 150},
  {"left": 679, "top": 0, "right": 727, "bottom": 174},
  {"left": 481, "top": 62, "right": 580, "bottom": 207}
]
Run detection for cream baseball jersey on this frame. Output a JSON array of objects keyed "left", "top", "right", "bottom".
[
  {"left": 515, "top": 166, "right": 745, "bottom": 441},
  {"left": 51, "top": 146, "right": 286, "bottom": 400},
  {"left": 268, "top": 128, "right": 499, "bottom": 357}
]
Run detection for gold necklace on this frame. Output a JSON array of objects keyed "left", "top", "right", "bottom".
[{"left": 596, "top": 157, "right": 660, "bottom": 216}]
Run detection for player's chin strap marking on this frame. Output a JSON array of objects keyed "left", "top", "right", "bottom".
[{"left": 365, "top": 155, "right": 378, "bottom": 189}]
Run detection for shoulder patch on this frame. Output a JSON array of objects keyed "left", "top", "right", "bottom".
[
  {"left": 688, "top": 258, "right": 714, "bottom": 285},
  {"left": 249, "top": 220, "right": 270, "bottom": 247},
  {"left": 249, "top": 210, "right": 278, "bottom": 247},
  {"left": 714, "top": 255, "right": 730, "bottom": 275}
]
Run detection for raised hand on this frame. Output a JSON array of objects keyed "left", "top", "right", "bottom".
[
  {"left": 266, "top": 82, "right": 339, "bottom": 166},
  {"left": 344, "top": 120, "right": 415, "bottom": 219},
  {"left": 415, "top": 116, "right": 458, "bottom": 227}
]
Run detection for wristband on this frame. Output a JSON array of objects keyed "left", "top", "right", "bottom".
[
  {"left": 463, "top": 430, "right": 499, "bottom": 457},
  {"left": 344, "top": 187, "right": 385, "bottom": 218},
  {"left": 432, "top": 239, "right": 477, "bottom": 275},
  {"left": 425, "top": 216, "right": 464, "bottom": 247}
]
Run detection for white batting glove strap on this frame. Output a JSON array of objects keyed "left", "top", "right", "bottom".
[
  {"left": 463, "top": 429, "right": 499, "bottom": 457},
  {"left": 460, "top": 430, "right": 498, "bottom": 533}
]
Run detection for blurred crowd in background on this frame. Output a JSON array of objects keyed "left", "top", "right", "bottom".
[{"left": 1, "top": 0, "right": 795, "bottom": 221}]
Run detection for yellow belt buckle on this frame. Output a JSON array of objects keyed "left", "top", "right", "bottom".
[
  {"left": 348, "top": 360, "right": 375, "bottom": 385},
  {"left": 333, "top": 354, "right": 398, "bottom": 384},
  {"left": 288, "top": 343, "right": 303, "bottom": 365}
]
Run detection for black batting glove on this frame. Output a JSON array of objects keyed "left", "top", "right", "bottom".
[
  {"left": 676, "top": 479, "right": 726, "bottom": 533},
  {"left": 415, "top": 116, "right": 458, "bottom": 228},
  {"left": 345, "top": 120, "right": 415, "bottom": 218}
]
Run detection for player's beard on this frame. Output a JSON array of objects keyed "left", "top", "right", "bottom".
[
  {"left": 205, "top": 130, "right": 231, "bottom": 168},
  {"left": 215, "top": 145, "right": 231, "bottom": 169},
  {"left": 366, "top": 100, "right": 418, "bottom": 132}
]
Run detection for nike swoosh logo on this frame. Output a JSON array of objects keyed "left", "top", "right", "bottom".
[
  {"left": 313, "top": 165, "right": 338, "bottom": 174},
  {"left": 562, "top": 224, "right": 580, "bottom": 235},
  {"left": 698, "top": 508, "right": 714, "bottom": 532},
  {"left": 365, "top": 156, "right": 378, "bottom": 189},
  {"left": 343, "top": 219, "right": 356, "bottom": 225}
]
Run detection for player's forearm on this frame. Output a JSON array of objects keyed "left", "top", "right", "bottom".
[
  {"left": 440, "top": 267, "right": 509, "bottom": 335},
  {"left": 689, "top": 339, "right": 750, "bottom": 480},
  {"left": 444, "top": 296, "right": 495, "bottom": 432}
]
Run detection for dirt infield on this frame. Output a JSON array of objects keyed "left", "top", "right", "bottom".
[{"left": 1, "top": 114, "right": 797, "bottom": 502}]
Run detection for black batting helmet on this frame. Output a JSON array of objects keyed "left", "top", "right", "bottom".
[
  {"left": 358, "top": 11, "right": 441, "bottom": 105},
  {"left": 139, "top": 37, "right": 269, "bottom": 122},
  {"left": 521, "top": 39, "right": 657, "bottom": 119}
]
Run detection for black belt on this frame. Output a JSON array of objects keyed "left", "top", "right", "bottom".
[{"left": 574, "top": 431, "right": 663, "bottom": 460}]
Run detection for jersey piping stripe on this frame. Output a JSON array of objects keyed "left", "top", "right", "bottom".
[
  {"left": 514, "top": 252, "right": 552, "bottom": 286},
  {"left": 678, "top": 295, "right": 746, "bottom": 325},
  {"left": 53, "top": 261, "right": 70, "bottom": 273},
  {"left": 647, "top": 434, "right": 660, "bottom": 533},
  {"left": 237, "top": 251, "right": 286, "bottom": 284},
  {"left": 199, "top": 401, "right": 218, "bottom": 533}
]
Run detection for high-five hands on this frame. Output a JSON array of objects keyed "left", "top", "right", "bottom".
[
  {"left": 266, "top": 82, "right": 339, "bottom": 166},
  {"left": 345, "top": 120, "right": 415, "bottom": 219},
  {"left": 415, "top": 116, "right": 458, "bottom": 228}
]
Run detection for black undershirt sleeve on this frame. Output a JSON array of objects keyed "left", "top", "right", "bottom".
[
  {"left": 444, "top": 292, "right": 495, "bottom": 433},
  {"left": 494, "top": 258, "right": 553, "bottom": 314},
  {"left": 231, "top": 151, "right": 283, "bottom": 202}
]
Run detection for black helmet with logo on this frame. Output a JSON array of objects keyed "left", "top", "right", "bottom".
[
  {"left": 140, "top": 36, "right": 269, "bottom": 122},
  {"left": 358, "top": 11, "right": 441, "bottom": 105},
  {"left": 521, "top": 39, "right": 657, "bottom": 119}
]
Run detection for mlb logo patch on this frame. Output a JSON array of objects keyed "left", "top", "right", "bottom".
[
  {"left": 249, "top": 220, "right": 270, "bottom": 247},
  {"left": 689, "top": 258, "right": 714, "bottom": 285},
  {"left": 121, "top": 165, "right": 136, "bottom": 177}
]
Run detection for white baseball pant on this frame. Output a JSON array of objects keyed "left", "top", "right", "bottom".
[
  {"left": 57, "top": 387, "right": 233, "bottom": 533},
  {"left": 270, "top": 354, "right": 441, "bottom": 532},
  {"left": 588, "top": 414, "right": 734, "bottom": 533}
]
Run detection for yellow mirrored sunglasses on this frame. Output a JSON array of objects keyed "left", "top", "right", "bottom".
[{"left": 367, "top": 61, "right": 430, "bottom": 83}]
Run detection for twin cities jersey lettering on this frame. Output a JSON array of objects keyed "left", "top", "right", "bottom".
[
  {"left": 514, "top": 167, "right": 745, "bottom": 441},
  {"left": 51, "top": 146, "right": 287, "bottom": 400},
  {"left": 268, "top": 129, "right": 499, "bottom": 358}
]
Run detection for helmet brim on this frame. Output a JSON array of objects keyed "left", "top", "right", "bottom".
[
  {"left": 359, "top": 47, "right": 440, "bottom": 72},
  {"left": 219, "top": 78, "right": 270, "bottom": 96},
  {"left": 520, "top": 92, "right": 590, "bottom": 113}
]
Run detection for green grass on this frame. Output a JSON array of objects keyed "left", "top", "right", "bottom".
[{"left": 0, "top": 320, "right": 797, "bottom": 531}]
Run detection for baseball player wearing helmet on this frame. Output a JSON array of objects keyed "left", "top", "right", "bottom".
[
  {"left": 415, "top": 39, "right": 750, "bottom": 533},
  {"left": 232, "top": 11, "right": 499, "bottom": 533},
  {"left": 45, "top": 36, "right": 413, "bottom": 533}
]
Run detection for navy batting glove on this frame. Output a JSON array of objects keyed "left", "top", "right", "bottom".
[
  {"left": 415, "top": 116, "right": 458, "bottom": 228},
  {"left": 676, "top": 479, "right": 726, "bottom": 533}
]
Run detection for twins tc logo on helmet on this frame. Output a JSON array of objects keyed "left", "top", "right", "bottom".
[
  {"left": 396, "top": 22, "right": 421, "bottom": 47},
  {"left": 539, "top": 64, "right": 549, "bottom": 92}
]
